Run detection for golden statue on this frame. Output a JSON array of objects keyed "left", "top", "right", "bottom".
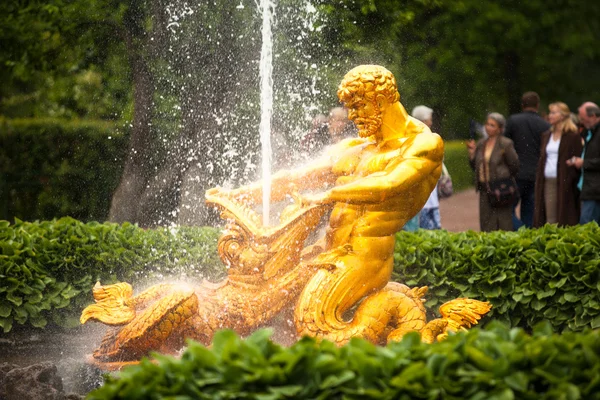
[{"left": 81, "top": 65, "right": 490, "bottom": 369}]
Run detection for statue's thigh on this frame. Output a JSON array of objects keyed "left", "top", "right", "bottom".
[{"left": 323, "top": 254, "right": 393, "bottom": 313}]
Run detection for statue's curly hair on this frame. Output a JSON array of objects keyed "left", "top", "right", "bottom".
[{"left": 337, "top": 65, "right": 400, "bottom": 105}]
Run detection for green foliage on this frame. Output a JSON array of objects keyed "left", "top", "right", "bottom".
[
  {"left": 0, "top": 118, "right": 127, "bottom": 222},
  {"left": 0, "top": 0, "right": 131, "bottom": 119},
  {"left": 322, "top": 0, "right": 600, "bottom": 138},
  {"left": 393, "top": 224, "right": 600, "bottom": 333},
  {"left": 2, "top": 220, "right": 598, "bottom": 334},
  {"left": 88, "top": 323, "right": 600, "bottom": 399},
  {"left": 0, "top": 218, "right": 223, "bottom": 332},
  {"left": 444, "top": 140, "right": 473, "bottom": 192}
]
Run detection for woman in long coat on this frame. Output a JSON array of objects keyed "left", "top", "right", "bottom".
[
  {"left": 533, "top": 102, "right": 583, "bottom": 227},
  {"left": 467, "top": 113, "right": 520, "bottom": 232}
]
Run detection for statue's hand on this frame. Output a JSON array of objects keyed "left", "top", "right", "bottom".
[
  {"left": 302, "top": 191, "right": 332, "bottom": 206},
  {"left": 205, "top": 186, "right": 234, "bottom": 200},
  {"left": 206, "top": 187, "right": 224, "bottom": 197}
]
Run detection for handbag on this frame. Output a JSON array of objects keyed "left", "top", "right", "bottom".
[
  {"left": 481, "top": 145, "right": 519, "bottom": 208},
  {"left": 437, "top": 163, "right": 453, "bottom": 199},
  {"left": 486, "top": 178, "right": 519, "bottom": 208}
]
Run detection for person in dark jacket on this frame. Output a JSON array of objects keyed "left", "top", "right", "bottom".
[
  {"left": 504, "top": 92, "right": 551, "bottom": 228},
  {"left": 533, "top": 102, "right": 583, "bottom": 227},
  {"left": 467, "top": 113, "right": 520, "bottom": 231},
  {"left": 568, "top": 104, "right": 600, "bottom": 224}
]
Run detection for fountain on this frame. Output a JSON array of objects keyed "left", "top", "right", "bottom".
[
  {"left": 259, "top": 0, "right": 274, "bottom": 226},
  {"left": 80, "top": 65, "right": 491, "bottom": 370}
]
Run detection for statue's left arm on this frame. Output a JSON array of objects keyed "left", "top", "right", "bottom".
[{"left": 310, "top": 133, "right": 444, "bottom": 204}]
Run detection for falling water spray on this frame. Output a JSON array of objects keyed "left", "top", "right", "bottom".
[{"left": 259, "top": 0, "right": 274, "bottom": 226}]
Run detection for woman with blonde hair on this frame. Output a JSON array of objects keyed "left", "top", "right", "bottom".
[{"left": 533, "top": 102, "right": 583, "bottom": 226}]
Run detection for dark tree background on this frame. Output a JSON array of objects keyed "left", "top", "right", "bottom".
[{"left": 1, "top": 0, "right": 599, "bottom": 225}]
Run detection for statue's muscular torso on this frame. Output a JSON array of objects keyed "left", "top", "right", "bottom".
[{"left": 324, "top": 133, "right": 442, "bottom": 252}]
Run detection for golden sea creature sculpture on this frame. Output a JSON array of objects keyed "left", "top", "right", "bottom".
[{"left": 81, "top": 65, "right": 491, "bottom": 368}]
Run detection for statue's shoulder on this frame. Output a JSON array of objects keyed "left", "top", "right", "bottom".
[
  {"left": 411, "top": 130, "right": 443, "bottom": 149},
  {"left": 402, "top": 131, "right": 444, "bottom": 161}
]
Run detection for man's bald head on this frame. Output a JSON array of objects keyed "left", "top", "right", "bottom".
[{"left": 579, "top": 101, "right": 600, "bottom": 129}]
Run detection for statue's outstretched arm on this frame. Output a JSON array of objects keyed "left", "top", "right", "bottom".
[
  {"left": 209, "top": 154, "right": 338, "bottom": 205},
  {"left": 308, "top": 134, "right": 443, "bottom": 205}
]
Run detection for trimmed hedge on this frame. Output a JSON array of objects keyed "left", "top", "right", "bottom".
[
  {"left": 88, "top": 323, "right": 600, "bottom": 399},
  {"left": 0, "top": 118, "right": 128, "bottom": 222},
  {"left": 393, "top": 224, "right": 600, "bottom": 332},
  {"left": 2, "top": 219, "right": 599, "bottom": 334},
  {"left": 0, "top": 218, "right": 222, "bottom": 332}
]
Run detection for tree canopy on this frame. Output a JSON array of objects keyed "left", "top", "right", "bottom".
[
  {"left": 1, "top": 0, "right": 599, "bottom": 224},
  {"left": 323, "top": 0, "right": 600, "bottom": 137}
]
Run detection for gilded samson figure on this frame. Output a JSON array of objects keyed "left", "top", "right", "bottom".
[{"left": 81, "top": 65, "right": 490, "bottom": 368}]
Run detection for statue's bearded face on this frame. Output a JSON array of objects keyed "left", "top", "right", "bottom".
[{"left": 347, "top": 98, "right": 383, "bottom": 138}]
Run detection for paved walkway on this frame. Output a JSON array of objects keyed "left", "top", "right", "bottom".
[{"left": 439, "top": 188, "right": 480, "bottom": 232}]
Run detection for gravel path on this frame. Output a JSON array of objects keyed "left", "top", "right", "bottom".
[{"left": 439, "top": 188, "right": 480, "bottom": 232}]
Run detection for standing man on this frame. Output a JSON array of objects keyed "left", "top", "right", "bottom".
[
  {"left": 568, "top": 104, "right": 600, "bottom": 224},
  {"left": 504, "top": 92, "right": 551, "bottom": 228}
]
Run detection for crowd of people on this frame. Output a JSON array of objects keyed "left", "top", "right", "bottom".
[
  {"left": 467, "top": 92, "right": 600, "bottom": 232},
  {"left": 303, "top": 92, "right": 600, "bottom": 233}
]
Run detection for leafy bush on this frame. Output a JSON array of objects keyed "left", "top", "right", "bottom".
[
  {"left": 2, "top": 219, "right": 599, "bottom": 334},
  {"left": 443, "top": 140, "right": 473, "bottom": 192},
  {"left": 393, "top": 224, "right": 600, "bottom": 332},
  {"left": 0, "top": 118, "right": 128, "bottom": 222},
  {"left": 88, "top": 323, "right": 600, "bottom": 400},
  {"left": 0, "top": 218, "right": 222, "bottom": 332}
]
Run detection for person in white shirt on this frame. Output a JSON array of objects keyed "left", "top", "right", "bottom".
[{"left": 533, "top": 102, "right": 583, "bottom": 226}]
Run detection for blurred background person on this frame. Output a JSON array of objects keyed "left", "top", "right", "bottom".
[
  {"left": 467, "top": 113, "right": 519, "bottom": 231},
  {"left": 569, "top": 103, "right": 600, "bottom": 224},
  {"left": 300, "top": 107, "right": 356, "bottom": 158},
  {"left": 533, "top": 102, "right": 582, "bottom": 227},
  {"left": 411, "top": 105, "right": 442, "bottom": 229},
  {"left": 299, "top": 113, "right": 329, "bottom": 155},
  {"left": 405, "top": 105, "right": 442, "bottom": 231},
  {"left": 504, "top": 92, "right": 551, "bottom": 228},
  {"left": 327, "top": 106, "right": 355, "bottom": 143}
]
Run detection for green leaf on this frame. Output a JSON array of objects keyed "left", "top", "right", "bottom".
[
  {"left": 504, "top": 372, "right": 529, "bottom": 392},
  {"left": 6, "top": 291, "right": 23, "bottom": 306},
  {"left": 0, "top": 317, "right": 13, "bottom": 333},
  {"left": 549, "top": 277, "right": 568, "bottom": 289},
  {"left": 0, "top": 301, "right": 11, "bottom": 318},
  {"left": 487, "top": 388, "right": 515, "bottom": 400},
  {"left": 267, "top": 385, "right": 303, "bottom": 397},
  {"left": 564, "top": 292, "right": 579, "bottom": 303},
  {"left": 319, "top": 370, "right": 355, "bottom": 389}
]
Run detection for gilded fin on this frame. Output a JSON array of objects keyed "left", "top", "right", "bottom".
[{"left": 80, "top": 282, "right": 136, "bottom": 325}]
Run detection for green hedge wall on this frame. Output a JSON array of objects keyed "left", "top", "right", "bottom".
[
  {"left": 0, "top": 218, "right": 223, "bottom": 332},
  {"left": 88, "top": 324, "right": 600, "bottom": 400},
  {"left": 1, "top": 219, "right": 599, "bottom": 334},
  {"left": 393, "top": 224, "right": 600, "bottom": 333},
  {"left": 0, "top": 118, "right": 128, "bottom": 222},
  {"left": 443, "top": 140, "right": 473, "bottom": 192}
]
